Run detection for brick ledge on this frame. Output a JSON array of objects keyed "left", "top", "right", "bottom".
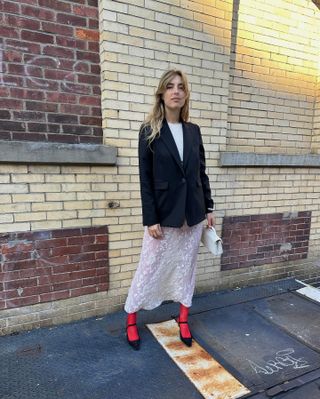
[
  {"left": 0, "top": 141, "right": 117, "bottom": 165},
  {"left": 220, "top": 152, "right": 320, "bottom": 167}
]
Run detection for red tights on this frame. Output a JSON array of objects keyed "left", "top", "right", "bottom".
[
  {"left": 178, "top": 303, "right": 192, "bottom": 338},
  {"left": 126, "top": 312, "right": 139, "bottom": 341},
  {"left": 127, "top": 304, "right": 191, "bottom": 342}
]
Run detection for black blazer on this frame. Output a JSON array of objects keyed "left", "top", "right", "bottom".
[{"left": 139, "top": 119, "right": 214, "bottom": 227}]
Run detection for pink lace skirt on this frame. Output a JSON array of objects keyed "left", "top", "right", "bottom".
[{"left": 124, "top": 221, "right": 204, "bottom": 313}]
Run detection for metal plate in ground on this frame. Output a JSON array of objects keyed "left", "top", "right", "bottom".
[
  {"left": 147, "top": 319, "right": 250, "bottom": 399},
  {"left": 189, "top": 303, "right": 320, "bottom": 392},
  {"left": 252, "top": 292, "right": 320, "bottom": 352},
  {"left": 272, "top": 379, "right": 320, "bottom": 398},
  {"left": 247, "top": 379, "right": 320, "bottom": 399},
  {"left": 297, "top": 285, "right": 320, "bottom": 304}
]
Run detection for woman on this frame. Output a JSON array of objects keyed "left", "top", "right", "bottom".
[{"left": 124, "top": 69, "right": 215, "bottom": 350}]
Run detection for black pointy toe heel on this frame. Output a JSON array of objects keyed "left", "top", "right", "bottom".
[
  {"left": 178, "top": 321, "right": 193, "bottom": 347},
  {"left": 126, "top": 323, "right": 140, "bottom": 351}
]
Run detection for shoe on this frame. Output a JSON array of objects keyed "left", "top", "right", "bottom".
[
  {"left": 126, "top": 323, "right": 140, "bottom": 350},
  {"left": 178, "top": 320, "right": 192, "bottom": 347}
]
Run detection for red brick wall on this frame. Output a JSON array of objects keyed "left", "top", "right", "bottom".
[
  {"left": 0, "top": 226, "right": 109, "bottom": 310},
  {"left": 221, "top": 212, "right": 311, "bottom": 270},
  {"left": 0, "top": 0, "right": 102, "bottom": 144}
]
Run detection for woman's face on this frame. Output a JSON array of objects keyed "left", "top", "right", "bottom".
[{"left": 162, "top": 74, "right": 186, "bottom": 113}]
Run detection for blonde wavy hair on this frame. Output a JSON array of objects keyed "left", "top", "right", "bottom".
[{"left": 144, "top": 69, "right": 190, "bottom": 144}]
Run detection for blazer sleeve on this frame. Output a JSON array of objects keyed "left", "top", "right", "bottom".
[
  {"left": 138, "top": 125, "right": 159, "bottom": 226},
  {"left": 198, "top": 125, "right": 214, "bottom": 212}
]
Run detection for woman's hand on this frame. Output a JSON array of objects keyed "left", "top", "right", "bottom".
[
  {"left": 148, "top": 224, "right": 163, "bottom": 239},
  {"left": 206, "top": 213, "right": 215, "bottom": 228}
]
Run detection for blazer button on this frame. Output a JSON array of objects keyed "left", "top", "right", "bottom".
[{"left": 181, "top": 178, "right": 186, "bottom": 183}]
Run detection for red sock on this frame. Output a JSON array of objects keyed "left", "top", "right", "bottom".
[
  {"left": 127, "top": 312, "right": 139, "bottom": 341},
  {"left": 179, "top": 304, "right": 191, "bottom": 338}
]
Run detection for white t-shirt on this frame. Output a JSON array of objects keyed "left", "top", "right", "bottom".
[{"left": 168, "top": 122, "right": 183, "bottom": 161}]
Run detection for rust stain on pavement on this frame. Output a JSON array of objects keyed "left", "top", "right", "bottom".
[{"left": 147, "top": 319, "right": 250, "bottom": 399}]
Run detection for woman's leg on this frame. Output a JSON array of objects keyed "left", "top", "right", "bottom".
[
  {"left": 178, "top": 303, "right": 192, "bottom": 346},
  {"left": 126, "top": 312, "right": 140, "bottom": 350}
]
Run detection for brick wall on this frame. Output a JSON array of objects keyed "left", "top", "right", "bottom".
[
  {"left": 0, "top": 164, "right": 120, "bottom": 232},
  {"left": 100, "top": 0, "right": 232, "bottom": 144},
  {"left": 99, "top": 0, "right": 320, "bottom": 298},
  {"left": 0, "top": 161, "right": 130, "bottom": 334},
  {"left": 0, "top": 226, "right": 109, "bottom": 310},
  {"left": 312, "top": 73, "right": 320, "bottom": 153},
  {"left": 99, "top": 0, "right": 234, "bottom": 298},
  {"left": 227, "top": 0, "right": 320, "bottom": 154},
  {"left": 221, "top": 212, "right": 311, "bottom": 270},
  {"left": 0, "top": 0, "right": 102, "bottom": 144},
  {"left": 195, "top": 166, "right": 320, "bottom": 290}
]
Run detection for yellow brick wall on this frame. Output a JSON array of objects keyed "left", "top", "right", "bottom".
[
  {"left": 227, "top": 0, "right": 320, "bottom": 154},
  {"left": 100, "top": 0, "right": 234, "bottom": 300},
  {"left": 0, "top": 163, "right": 135, "bottom": 334},
  {"left": 99, "top": 0, "right": 320, "bottom": 299},
  {"left": 311, "top": 71, "right": 320, "bottom": 153}
]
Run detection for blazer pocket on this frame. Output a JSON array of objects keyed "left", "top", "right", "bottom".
[{"left": 154, "top": 181, "right": 169, "bottom": 190}]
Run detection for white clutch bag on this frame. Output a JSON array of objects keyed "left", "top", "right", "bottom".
[{"left": 201, "top": 226, "right": 223, "bottom": 256}]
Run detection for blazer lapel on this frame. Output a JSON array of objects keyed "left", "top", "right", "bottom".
[
  {"left": 182, "top": 121, "right": 193, "bottom": 169},
  {"left": 160, "top": 119, "right": 184, "bottom": 173}
]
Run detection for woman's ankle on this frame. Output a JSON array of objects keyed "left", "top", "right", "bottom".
[
  {"left": 126, "top": 312, "right": 139, "bottom": 341},
  {"left": 179, "top": 304, "right": 191, "bottom": 338},
  {"left": 127, "top": 312, "right": 137, "bottom": 326},
  {"left": 179, "top": 303, "right": 190, "bottom": 322}
]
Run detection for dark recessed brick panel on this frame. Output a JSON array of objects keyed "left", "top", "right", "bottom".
[
  {"left": 0, "top": 0, "right": 101, "bottom": 144},
  {"left": 221, "top": 212, "right": 311, "bottom": 270},
  {"left": 0, "top": 226, "right": 109, "bottom": 310}
]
